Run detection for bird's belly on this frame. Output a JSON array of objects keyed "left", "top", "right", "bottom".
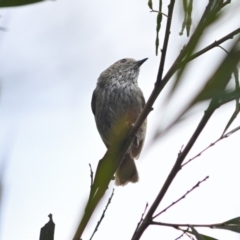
[{"left": 95, "top": 85, "right": 142, "bottom": 147}]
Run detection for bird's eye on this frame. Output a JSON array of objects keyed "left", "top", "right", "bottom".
[{"left": 120, "top": 59, "right": 126, "bottom": 63}]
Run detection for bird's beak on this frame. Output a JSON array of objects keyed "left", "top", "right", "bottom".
[{"left": 136, "top": 58, "right": 148, "bottom": 67}]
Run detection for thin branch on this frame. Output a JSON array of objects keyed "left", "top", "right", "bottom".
[
  {"left": 156, "top": 0, "right": 175, "bottom": 85},
  {"left": 153, "top": 176, "right": 209, "bottom": 219},
  {"left": 89, "top": 189, "right": 115, "bottom": 240},
  {"left": 182, "top": 125, "right": 240, "bottom": 167},
  {"left": 175, "top": 227, "right": 194, "bottom": 240},
  {"left": 150, "top": 10, "right": 168, "bottom": 17},
  {"left": 133, "top": 203, "right": 149, "bottom": 237},
  {"left": 218, "top": 45, "right": 229, "bottom": 54},
  {"left": 151, "top": 221, "right": 236, "bottom": 228},
  {"left": 186, "top": 28, "right": 240, "bottom": 64}
]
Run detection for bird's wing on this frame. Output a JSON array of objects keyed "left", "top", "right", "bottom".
[
  {"left": 91, "top": 89, "right": 97, "bottom": 115},
  {"left": 131, "top": 125, "right": 146, "bottom": 159},
  {"left": 141, "top": 95, "right": 145, "bottom": 108},
  {"left": 131, "top": 94, "right": 146, "bottom": 159}
]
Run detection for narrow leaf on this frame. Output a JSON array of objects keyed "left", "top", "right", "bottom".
[
  {"left": 222, "top": 67, "right": 240, "bottom": 135},
  {"left": 187, "top": 229, "right": 219, "bottom": 240},
  {"left": 148, "top": 0, "right": 153, "bottom": 10},
  {"left": 215, "top": 217, "right": 240, "bottom": 234},
  {"left": 173, "top": 0, "right": 222, "bottom": 101},
  {"left": 222, "top": 216, "right": 240, "bottom": 225},
  {"left": 155, "top": 0, "right": 162, "bottom": 55},
  {"left": 191, "top": 227, "right": 206, "bottom": 240},
  {"left": 186, "top": 0, "right": 193, "bottom": 36},
  {"left": 179, "top": 0, "right": 187, "bottom": 35}
]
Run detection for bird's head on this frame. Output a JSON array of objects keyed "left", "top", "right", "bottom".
[{"left": 99, "top": 58, "right": 148, "bottom": 84}]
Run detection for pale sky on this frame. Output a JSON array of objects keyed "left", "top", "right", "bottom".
[{"left": 0, "top": 1, "right": 240, "bottom": 240}]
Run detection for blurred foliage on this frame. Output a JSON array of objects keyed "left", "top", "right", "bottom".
[
  {"left": 0, "top": 0, "right": 44, "bottom": 7},
  {"left": 155, "top": 0, "right": 162, "bottom": 55},
  {"left": 153, "top": 0, "right": 240, "bottom": 141},
  {"left": 179, "top": 0, "right": 193, "bottom": 36}
]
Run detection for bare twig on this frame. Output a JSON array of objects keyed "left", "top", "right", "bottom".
[
  {"left": 182, "top": 125, "right": 240, "bottom": 167},
  {"left": 175, "top": 227, "right": 194, "bottom": 240},
  {"left": 133, "top": 203, "right": 149, "bottom": 237},
  {"left": 89, "top": 189, "right": 115, "bottom": 240},
  {"left": 151, "top": 221, "right": 237, "bottom": 228},
  {"left": 218, "top": 45, "right": 229, "bottom": 54},
  {"left": 186, "top": 28, "right": 240, "bottom": 64},
  {"left": 153, "top": 176, "right": 209, "bottom": 219},
  {"left": 156, "top": 0, "right": 175, "bottom": 85},
  {"left": 150, "top": 10, "right": 168, "bottom": 17}
]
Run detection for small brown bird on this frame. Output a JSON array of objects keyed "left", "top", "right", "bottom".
[{"left": 91, "top": 58, "right": 147, "bottom": 186}]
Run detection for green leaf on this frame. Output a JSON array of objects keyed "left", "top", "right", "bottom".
[
  {"left": 148, "top": 0, "right": 153, "bottom": 10},
  {"left": 0, "top": 0, "right": 45, "bottom": 7},
  {"left": 214, "top": 216, "right": 240, "bottom": 234},
  {"left": 197, "top": 234, "right": 219, "bottom": 240},
  {"left": 187, "top": 229, "right": 219, "bottom": 240},
  {"left": 224, "top": 216, "right": 240, "bottom": 224},
  {"left": 173, "top": 0, "right": 222, "bottom": 103},
  {"left": 179, "top": 0, "right": 187, "bottom": 35},
  {"left": 191, "top": 227, "right": 206, "bottom": 240},
  {"left": 186, "top": 0, "right": 193, "bottom": 36},
  {"left": 179, "top": 0, "right": 193, "bottom": 36},
  {"left": 221, "top": 90, "right": 240, "bottom": 135}
]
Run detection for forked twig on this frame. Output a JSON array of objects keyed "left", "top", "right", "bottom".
[
  {"left": 153, "top": 176, "right": 209, "bottom": 219},
  {"left": 133, "top": 203, "right": 149, "bottom": 237},
  {"left": 182, "top": 126, "right": 240, "bottom": 167},
  {"left": 175, "top": 227, "right": 194, "bottom": 240}
]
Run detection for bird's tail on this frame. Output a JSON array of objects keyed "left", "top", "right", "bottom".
[{"left": 115, "top": 154, "right": 138, "bottom": 186}]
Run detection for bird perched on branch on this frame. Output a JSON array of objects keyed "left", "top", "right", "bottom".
[{"left": 91, "top": 58, "right": 147, "bottom": 186}]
